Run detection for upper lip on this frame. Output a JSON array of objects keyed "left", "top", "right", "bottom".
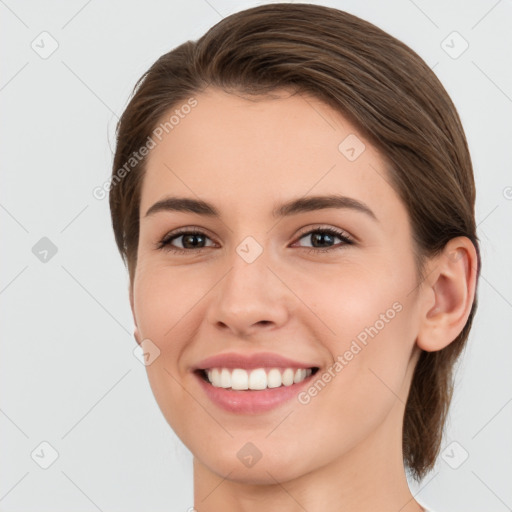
[{"left": 193, "top": 352, "right": 320, "bottom": 371}]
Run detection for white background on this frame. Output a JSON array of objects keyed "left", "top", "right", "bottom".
[{"left": 1, "top": 1, "right": 511, "bottom": 511}]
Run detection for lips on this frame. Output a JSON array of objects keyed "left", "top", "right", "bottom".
[
  {"left": 193, "top": 351, "right": 320, "bottom": 371},
  {"left": 192, "top": 353, "right": 321, "bottom": 413}
]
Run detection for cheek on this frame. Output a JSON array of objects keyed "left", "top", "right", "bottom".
[
  {"left": 296, "top": 264, "right": 408, "bottom": 341},
  {"left": 299, "top": 267, "right": 417, "bottom": 400},
  {"left": 132, "top": 266, "right": 198, "bottom": 415},
  {"left": 297, "top": 305, "right": 415, "bottom": 459},
  {"left": 132, "top": 267, "right": 201, "bottom": 432},
  {"left": 133, "top": 264, "right": 201, "bottom": 343}
]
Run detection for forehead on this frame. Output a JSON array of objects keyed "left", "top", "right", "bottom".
[{"left": 140, "top": 87, "right": 400, "bottom": 222}]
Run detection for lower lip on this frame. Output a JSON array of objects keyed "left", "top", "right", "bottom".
[{"left": 194, "top": 371, "right": 315, "bottom": 414}]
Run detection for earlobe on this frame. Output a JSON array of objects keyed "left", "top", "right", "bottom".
[
  {"left": 133, "top": 327, "right": 142, "bottom": 346},
  {"left": 416, "top": 237, "right": 478, "bottom": 352}
]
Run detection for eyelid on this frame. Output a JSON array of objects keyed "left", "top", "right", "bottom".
[{"left": 294, "top": 224, "right": 354, "bottom": 241}]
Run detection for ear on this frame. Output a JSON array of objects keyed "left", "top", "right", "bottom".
[
  {"left": 129, "top": 283, "right": 142, "bottom": 346},
  {"left": 416, "top": 236, "right": 478, "bottom": 352}
]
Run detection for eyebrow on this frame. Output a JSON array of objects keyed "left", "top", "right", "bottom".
[{"left": 144, "top": 194, "right": 378, "bottom": 222}]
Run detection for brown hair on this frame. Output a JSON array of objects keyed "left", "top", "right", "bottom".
[{"left": 109, "top": 3, "right": 481, "bottom": 481}]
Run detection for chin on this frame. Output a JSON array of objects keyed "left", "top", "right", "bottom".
[{"left": 194, "top": 440, "right": 321, "bottom": 485}]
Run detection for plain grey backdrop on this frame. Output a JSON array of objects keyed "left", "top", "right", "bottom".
[{"left": 1, "top": 0, "right": 511, "bottom": 511}]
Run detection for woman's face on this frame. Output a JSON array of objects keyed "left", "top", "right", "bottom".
[{"left": 131, "top": 87, "right": 425, "bottom": 482}]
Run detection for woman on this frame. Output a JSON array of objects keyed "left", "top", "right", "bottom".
[{"left": 109, "top": 4, "right": 481, "bottom": 511}]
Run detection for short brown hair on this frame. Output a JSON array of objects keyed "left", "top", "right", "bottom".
[{"left": 109, "top": 3, "right": 481, "bottom": 481}]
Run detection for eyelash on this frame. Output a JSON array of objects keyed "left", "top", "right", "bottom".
[{"left": 155, "top": 226, "right": 354, "bottom": 255}]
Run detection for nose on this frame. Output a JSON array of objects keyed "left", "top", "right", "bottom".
[{"left": 206, "top": 245, "right": 290, "bottom": 338}]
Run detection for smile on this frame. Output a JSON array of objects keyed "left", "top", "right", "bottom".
[
  {"left": 201, "top": 367, "right": 316, "bottom": 390},
  {"left": 194, "top": 367, "right": 319, "bottom": 414}
]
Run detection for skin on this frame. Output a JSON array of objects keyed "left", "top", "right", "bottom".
[{"left": 130, "top": 87, "right": 478, "bottom": 512}]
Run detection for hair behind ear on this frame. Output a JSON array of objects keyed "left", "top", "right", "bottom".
[{"left": 405, "top": 236, "right": 478, "bottom": 480}]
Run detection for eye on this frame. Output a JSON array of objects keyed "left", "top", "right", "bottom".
[
  {"left": 292, "top": 226, "right": 354, "bottom": 253},
  {"left": 156, "top": 228, "right": 216, "bottom": 254},
  {"left": 156, "top": 226, "right": 354, "bottom": 254}
]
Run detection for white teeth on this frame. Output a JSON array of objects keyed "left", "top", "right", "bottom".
[
  {"left": 205, "top": 367, "right": 313, "bottom": 390},
  {"left": 231, "top": 369, "right": 249, "bottom": 390},
  {"left": 248, "top": 368, "right": 267, "bottom": 390},
  {"left": 220, "top": 368, "right": 231, "bottom": 388},
  {"left": 294, "top": 368, "right": 306, "bottom": 383},
  {"left": 267, "top": 368, "right": 282, "bottom": 388},
  {"left": 282, "top": 368, "right": 295, "bottom": 386}
]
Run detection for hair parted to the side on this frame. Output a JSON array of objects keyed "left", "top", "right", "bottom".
[{"left": 109, "top": 3, "right": 481, "bottom": 481}]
